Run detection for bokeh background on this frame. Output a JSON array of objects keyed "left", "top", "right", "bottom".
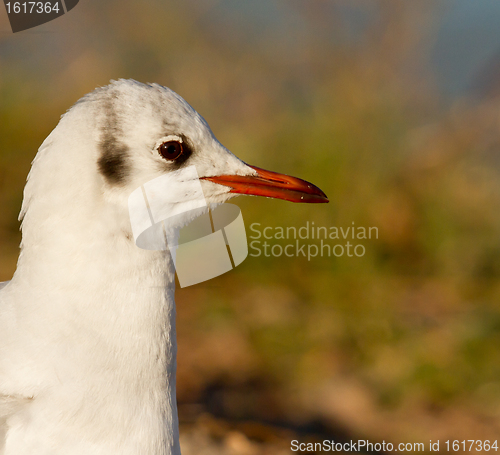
[{"left": 2, "top": 1, "right": 500, "bottom": 453}]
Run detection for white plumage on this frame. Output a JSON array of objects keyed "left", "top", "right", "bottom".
[{"left": 0, "top": 80, "right": 327, "bottom": 454}]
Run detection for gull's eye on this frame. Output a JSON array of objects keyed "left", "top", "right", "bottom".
[{"left": 158, "top": 141, "right": 184, "bottom": 161}]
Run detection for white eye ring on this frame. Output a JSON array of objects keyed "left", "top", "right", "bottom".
[{"left": 153, "top": 135, "right": 183, "bottom": 154}]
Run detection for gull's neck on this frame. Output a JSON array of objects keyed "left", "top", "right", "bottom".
[{"left": 9, "top": 226, "right": 181, "bottom": 454}]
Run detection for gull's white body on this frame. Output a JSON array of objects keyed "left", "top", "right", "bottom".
[{"left": 0, "top": 80, "right": 255, "bottom": 454}]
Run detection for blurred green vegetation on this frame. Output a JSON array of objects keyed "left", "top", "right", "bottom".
[{"left": 1, "top": 0, "right": 500, "bottom": 448}]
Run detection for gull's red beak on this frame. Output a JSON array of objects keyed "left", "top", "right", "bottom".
[{"left": 202, "top": 165, "right": 329, "bottom": 203}]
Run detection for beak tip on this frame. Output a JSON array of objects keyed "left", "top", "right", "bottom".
[{"left": 297, "top": 193, "right": 329, "bottom": 204}]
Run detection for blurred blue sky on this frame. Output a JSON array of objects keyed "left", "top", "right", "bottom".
[
  {"left": 204, "top": 0, "right": 500, "bottom": 98},
  {"left": 1, "top": 0, "right": 500, "bottom": 99},
  {"left": 432, "top": 0, "right": 500, "bottom": 97}
]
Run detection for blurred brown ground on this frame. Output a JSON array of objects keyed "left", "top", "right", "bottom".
[{"left": 1, "top": 1, "right": 500, "bottom": 453}]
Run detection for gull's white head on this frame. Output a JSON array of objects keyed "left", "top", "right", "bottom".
[
  {"left": 2, "top": 80, "right": 328, "bottom": 455},
  {"left": 19, "top": 79, "right": 327, "bottom": 257}
]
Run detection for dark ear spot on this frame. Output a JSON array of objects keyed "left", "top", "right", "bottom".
[
  {"left": 98, "top": 136, "right": 130, "bottom": 185},
  {"left": 97, "top": 95, "right": 131, "bottom": 186}
]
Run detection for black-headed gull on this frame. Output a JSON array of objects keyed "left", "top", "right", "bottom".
[{"left": 0, "top": 79, "right": 327, "bottom": 455}]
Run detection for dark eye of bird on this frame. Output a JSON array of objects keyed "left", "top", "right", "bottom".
[{"left": 158, "top": 141, "right": 184, "bottom": 161}]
